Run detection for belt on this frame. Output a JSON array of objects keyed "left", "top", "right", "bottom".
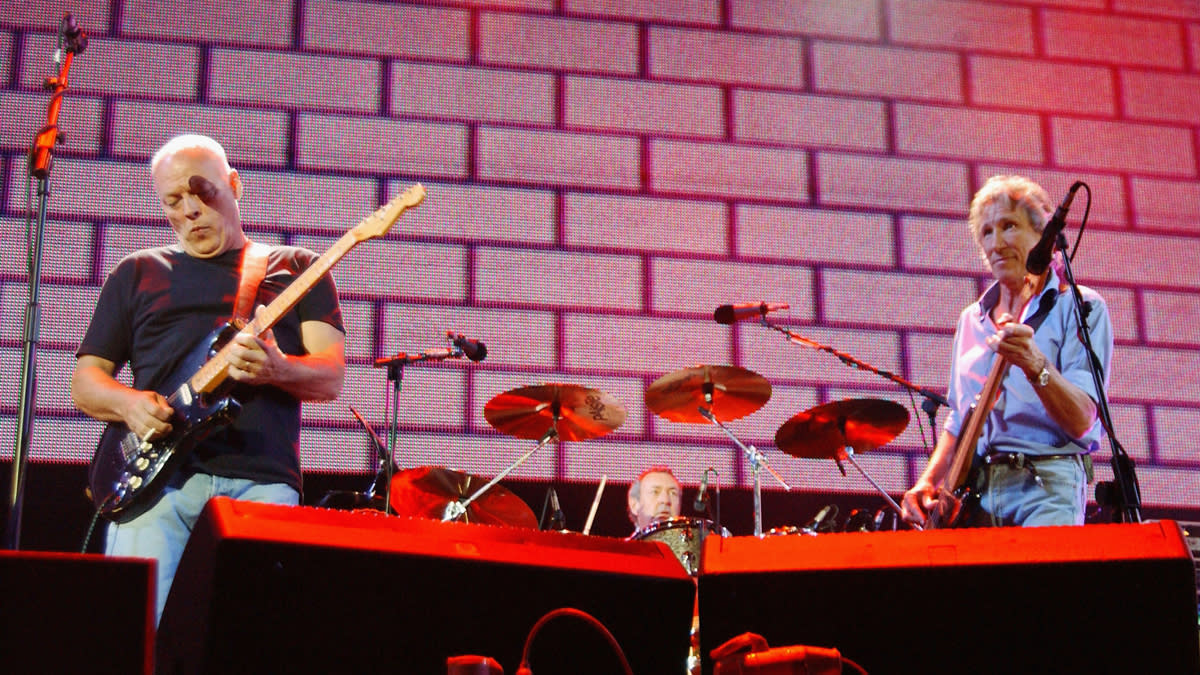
[{"left": 981, "top": 451, "right": 1082, "bottom": 488}]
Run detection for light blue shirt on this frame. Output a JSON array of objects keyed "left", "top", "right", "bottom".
[{"left": 943, "top": 270, "right": 1113, "bottom": 456}]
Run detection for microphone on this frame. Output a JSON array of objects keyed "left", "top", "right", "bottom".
[
  {"left": 804, "top": 504, "right": 839, "bottom": 533},
  {"left": 448, "top": 331, "right": 487, "bottom": 362},
  {"left": 693, "top": 469, "right": 711, "bottom": 512},
  {"left": 713, "top": 301, "right": 789, "bottom": 325},
  {"left": 62, "top": 13, "right": 81, "bottom": 39},
  {"left": 1026, "top": 182, "right": 1083, "bottom": 275}
]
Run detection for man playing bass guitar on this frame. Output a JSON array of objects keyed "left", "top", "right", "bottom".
[
  {"left": 71, "top": 134, "right": 346, "bottom": 622},
  {"left": 901, "top": 175, "right": 1113, "bottom": 529}
]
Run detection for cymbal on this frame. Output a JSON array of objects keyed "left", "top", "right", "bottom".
[
  {"left": 646, "top": 365, "right": 771, "bottom": 423},
  {"left": 483, "top": 383, "right": 626, "bottom": 442},
  {"left": 388, "top": 466, "right": 538, "bottom": 529},
  {"left": 774, "top": 398, "right": 909, "bottom": 458}
]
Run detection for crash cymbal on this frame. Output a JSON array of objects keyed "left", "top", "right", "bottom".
[
  {"left": 388, "top": 466, "right": 538, "bottom": 529},
  {"left": 646, "top": 365, "right": 771, "bottom": 423},
  {"left": 483, "top": 383, "right": 627, "bottom": 442},
  {"left": 774, "top": 398, "right": 909, "bottom": 459}
]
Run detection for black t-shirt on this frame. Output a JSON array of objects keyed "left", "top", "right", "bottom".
[{"left": 78, "top": 243, "right": 344, "bottom": 492}]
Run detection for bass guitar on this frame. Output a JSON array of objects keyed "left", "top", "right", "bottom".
[{"left": 88, "top": 185, "right": 426, "bottom": 522}]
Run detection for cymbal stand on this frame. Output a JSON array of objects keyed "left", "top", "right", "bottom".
[
  {"left": 697, "top": 407, "right": 790, "bottom": 537},
  {"left": 833, "top": 445, "right": 918, "bottom": 530},
  {"left": 444, "top": 423, "right": 559, "bottom": 522}
]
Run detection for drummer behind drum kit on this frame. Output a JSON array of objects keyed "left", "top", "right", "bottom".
[{"left": 324, "top": 302, "right": 931, "bottom": 582}]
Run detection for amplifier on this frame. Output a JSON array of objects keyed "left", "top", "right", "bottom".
[
  {"left": 157, "top": 497, "right": 694, "bottom": 675},
  {"left": 698, "top": 521, "right": 1199, "bottom": 675}
]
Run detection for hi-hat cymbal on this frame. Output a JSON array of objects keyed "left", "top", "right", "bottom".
[
  {"left": 775, "top": 398, "right": 909, "bottom": 459},
  {"left": 483, "top": 383, "right": 626, "bottom": 442},
  {"left": 389, "top": 466, "right": 538, "bottom": 529},
  {"left": 646, "top": 365, "right": 771, "bottom": 423}
]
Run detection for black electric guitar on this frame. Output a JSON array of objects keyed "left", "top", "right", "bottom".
[{"left": 88, "top": 185, "right": 426, "bottom": 522}]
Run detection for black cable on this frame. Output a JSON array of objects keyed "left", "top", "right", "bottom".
[{"left": 515, "top": 607, "right": 633, "bottom": 675}]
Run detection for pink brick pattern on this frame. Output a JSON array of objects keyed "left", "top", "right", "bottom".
[
  {"left": 477, "top": 127, "right": 641, "bottom": 189},
  {"left": 648, "top": 27, "right": 804, "bottom": 88},
  {"left": 474, "top": 247, "right": 642, "bottom": 310},
  {"left": 1122, "top": 70, "right": 1200, "bottom": 124},
  {"left": 728, "top": 0, "right": 881, "bottom": 40},
  {"left": 109, "top": 100, "right": 291, "bottom": 166},
  {"left": 889, "top": 0, "right": 1035, "bottom": 54},
  {"left": 478, "top": 13, "right": 638, "bottom": 74},
  {"left": 563, "top": 193, "right": 728, "bottom": 255},
  {"left": 649, "top": 139, "right": 810, "bottom": 202},
  {"left": 1043, "top": 11, "right": 1185, "bottom": 69},
  {"left": 565, "top": 0, "right": 721, "bottom": 25},
  {"left": 812, "top": 42, "right": 963, "bottom": 103},
  {"left": 296, "top": 113, "right": 469, "bottom": 178},
  {"left": 1051, "top": 118, "right": 1195, "bottom": 176},
  {"left": 734, "top": 91, "right": 888, "bottom": 152},
  {"left": 817, "top": 153, "right": 970, "bottom": 214},
  {"left": 564, "top": 76, "right": 724, "bottom": 137},
  {"left": 390, "top": 63, "right": 555, "bottom": 125},
  {"left": 2, "top": 1, "right": 1198, "bottom": 518},
  {"left": 122, "top": 0, "right": 295, "bottom": 48},
  {"left": 739, "top": 205, "right": 896, "bottom": 267},
  {"left": 208, "top": 49, "right": 381, "bottom": 113},
  {"left": 894, "top": 104, "right": 1043, "bottom": 163},
  {"left": 303, "top": 0, "right": 470, "bottom": 61},
  {"left": 969, "top": 57, "right": 1115, "bottom": 117}
]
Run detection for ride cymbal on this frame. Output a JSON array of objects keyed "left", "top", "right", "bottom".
[
  {"left": 483, "top": 383, "right": 626, "bottom": 442},
  {"left": 388, "top": 466, "right": 538, "bottom": 529},
  {"left": 646, "top": 365, "right": 771, "bottom": 423},
  {"left": 774, "top": 398, "right": 909, "bottom": 459}
]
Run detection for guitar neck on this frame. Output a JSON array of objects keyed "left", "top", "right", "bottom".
[
  {"left": 943, "top": 354, "right": 1010, "bottom": 492},
  {"left": 188, "top": 231, "right": 358, "bottom": 395}
]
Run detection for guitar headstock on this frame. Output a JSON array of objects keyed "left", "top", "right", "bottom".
[{"left": 350, "top": 184, "right": 426, "bottom": 242}]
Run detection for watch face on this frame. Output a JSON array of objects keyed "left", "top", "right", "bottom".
[{"left": 1037, "top": 368, "right": 1050, "bottom": 387}]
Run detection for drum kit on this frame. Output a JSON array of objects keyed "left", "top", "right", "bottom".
[{"left": 324, "top": 358, "right": 917, "bottom": 579}]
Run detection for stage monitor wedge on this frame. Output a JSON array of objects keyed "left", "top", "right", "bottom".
[
  {"left": 698, "top": 521, "right": 1199, "bottom": 675},
  {"left": 157, "top": 497, "right": 695, "bottom": 675}
]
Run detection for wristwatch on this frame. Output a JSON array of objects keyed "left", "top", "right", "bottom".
[{"left": 1031, "top": 359, "right": 1050, "bottom": 387}]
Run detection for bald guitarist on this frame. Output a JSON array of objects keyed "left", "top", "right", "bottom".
[
  {"left": 901, "top": 175, "right": 1113, "bottom": 529},
  {"left": 71, "top": 134, "right": 347, "bottom": 623}
]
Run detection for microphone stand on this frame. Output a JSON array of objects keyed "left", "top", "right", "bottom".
[
  {"left": 756, "top": 320, "right": 944, "bottom": 525},
  {"left": 1053, "top": 231, "right": 1141, "bottom": 523},
  {"left": 697, "top": 407, "right": 789, "bottom": 537},
  {"left": 373, "top": 342, "right": 471, "bottom": 515},
  {"left": 6, "top": 16, "right": 87, "bottom": 550},
  {"left": 759, "top": 320, "right": 951, "bottom": 419}
]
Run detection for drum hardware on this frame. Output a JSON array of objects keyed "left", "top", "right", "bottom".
[
  {"left": 629, "top": 516, "right": 721, "bottom": 576},
  {"left": 537, "top": 486, "right": 567, "bottom": 531},
  {"left": 581, "top": 475, "right": 607, "bottom": 535},
  {"left": 388, "top": 465, "right": 537, "bottom": 528},
  {"left": 443, "top": 383, "right": 626, "bottom": 523},
  {"left": 646, "top": 365, "right": 789, "bottom": 537},
  {"left": 774, "top": 398, "right": 915, "bottom": 527},
  {"left": 372, "top": 331, "right": 489, "bottom": 515}
]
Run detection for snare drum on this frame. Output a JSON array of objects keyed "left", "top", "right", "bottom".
[{"left": 629, "top": 516, "right": 720, "bottom": 575}]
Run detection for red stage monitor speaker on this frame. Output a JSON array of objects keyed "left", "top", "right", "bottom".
[
  {"left": 0, "top": 551, "right": 154, "bottom": 674},
  {"left": 698, "top": 522, "right": 1199, "bottom": 675},
  {"left": 157, "top": 497, "right": 694, "bottom": 675}
]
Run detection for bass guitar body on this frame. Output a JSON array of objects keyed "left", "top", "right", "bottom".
[{"left": 88, "top": 326, "right": 241, "bottom": 523}]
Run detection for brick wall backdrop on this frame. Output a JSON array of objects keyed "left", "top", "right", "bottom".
[{"left": 1, "top": 0, "right": 1198, "bottom": 514}]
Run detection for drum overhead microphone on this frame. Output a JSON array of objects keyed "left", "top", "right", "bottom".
[
  {"left": 713, "top": 301, "right": 789, "bottom": 325},
  {"left": 693, "top": 470, "right": 710, "bottom": 512}
]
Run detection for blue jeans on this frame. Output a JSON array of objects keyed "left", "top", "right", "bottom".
[
  {"left": 105, "top": 472, "right": 299, "bottom": 625},
  {"left": 974, "top": 455, "right": 1087, "bottom": 527}
]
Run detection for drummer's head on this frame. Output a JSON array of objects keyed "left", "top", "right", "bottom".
[{"left": 627, "top": 467, "right": 682, "bottom": 530}]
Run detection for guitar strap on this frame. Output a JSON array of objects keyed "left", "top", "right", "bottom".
[{"left": 233, "top": 240, "right": 271, "bottom": 325}]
